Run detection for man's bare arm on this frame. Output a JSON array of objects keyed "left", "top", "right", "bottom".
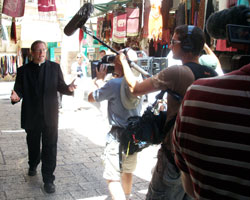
[{"left": 119, "top": 53, "right": 156, "bottom": 96}]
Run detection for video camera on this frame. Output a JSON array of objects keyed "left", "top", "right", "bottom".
[
  {"left": 206, "top": 5, "right": 250, "bottom": 70},
  {"left": 226, "top": 24, "right": 250, "bottom": 70},
  {"left": 91, "top": 55, "right": 116, "bottom": 79}
]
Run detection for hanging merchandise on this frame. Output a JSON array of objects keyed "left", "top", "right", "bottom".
[
  {"left": 97, "top": 17, "right": 104, "bottom": 39},
  {"left": 2, "top": 0, "right": 25, "bottom": 17},
  {"left": 0, "top": 55, "right": 19, "bottom": 78},
  {"left": 142, "top": 0, "right": 151, "bottom": 38},
  {"left": 0, "top": 0, "right": 2, "bottom": 40},
  {"left": 148, "top": 0, "right": 163, "bottom": 40},
  {"left": 10, "top": 18, "right": 17, "bottom": 44},
  {"left": 38, "top": 0, "right": 57, "bottom": 20},
  {"left": 112, "top": 11, "right": 127, "bottom": 44},
  {"left": 228, "top": 0, "right": 238, "bottom": 7},
  {"left": 79, "top": 29, "right": 84, "bottom": 44},
  {"left": 204, "top": 0, "right": 215, "bottom": 45},
  {"left": 197, "top": 0, "right": 206, "bottom": 30},
  {"left": 126, "top": 7, "right": 140, "bottom": 37},
  {"left": 176, "top": 2, "right": 185, "bottom": 26},
  {"left": 104, "top": 13, "right": 113, "bottom": 42},
  {"left": 237, "top": 0, "right": 250, "bottom": 6},
  {"left": 161, "top": 0, "right": 173, "bottom": 29}
]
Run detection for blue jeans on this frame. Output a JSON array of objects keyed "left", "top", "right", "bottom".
[{"left": 146, "top": 147, "right": 193, "bottom": 200}]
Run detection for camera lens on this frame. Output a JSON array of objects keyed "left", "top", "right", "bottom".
[{"left": 102, "top": 55, "right": 116, "bottom": 63}]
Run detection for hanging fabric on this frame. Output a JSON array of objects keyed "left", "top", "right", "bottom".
[
  {"left": 0, "top": 0, "right": 2, "bottom": 40},
  {"left": 97, "top": 17, "right": 104, "bottom": 39},
  {"left": 104, "top": 13, "right": 113, "bottom": 42},
  {"left": 148, "top": 1, "right": 163, "bottom": 39},
  {"left": 2, "top": 0, "right": 25, "bottom": 17},
  {"left": 237, "top": 0, "right": 250, "bottom": 6},
  {"left": 79, "top": 29, "right": 84, "bottom": 44},
  {"left": 142, "top": 0, "right": 151, "bottom": 38},
  {"left": 227, "top": 0, "right": 238, "bottom": 7},
  {"left": 38, "top": 0, "right": 57, "bottom": 20},
  {"left": 161, "top": 0, "right": 173, "bottom": 29},
  {"left": 176, "top": 2, "right": 185, "bottom": 26},
  {"left": 126, "top": 7, "right": 140, "bottom": 37},
  {"left": 197, "top": 0, "right": 205, "bottom": 30},
  {"left": 112, "top": 12, "right": 127, "bottom": 44},
  {"left": 204, "top": 0, "right": 214, "bottom": 45},
  {"left": 10, "top": 17, "right": 17, "bottom": 44}
]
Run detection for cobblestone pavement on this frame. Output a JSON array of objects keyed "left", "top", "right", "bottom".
[{"left": 0, "top": 81, "right": 159, "bottom": 200}]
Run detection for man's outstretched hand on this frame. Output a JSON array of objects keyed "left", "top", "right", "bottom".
[
  {"left": 68, "top": 79, "right": 77, "bottom": 92},
  {"left": 10, "top": 90, "right": 20, "bottom": 103}
]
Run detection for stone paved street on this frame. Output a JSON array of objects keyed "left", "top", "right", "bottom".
[{"left": 0, "top": 81, "right": 159, "bottom": 200}]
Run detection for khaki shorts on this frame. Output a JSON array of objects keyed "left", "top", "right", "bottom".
[{"left": 102, "top": 133, "right": 137, "bottom": 181}]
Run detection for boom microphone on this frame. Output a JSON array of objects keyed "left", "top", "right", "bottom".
[
  {"left": 64, "top": 3, "right": 94, "bottom": 36},
  {"left": 206, "top": 5, "right": 250, "bottom": 39}
]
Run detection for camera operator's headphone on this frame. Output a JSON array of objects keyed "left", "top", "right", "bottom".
[{"left": 181, "top": 25, "right": 195, "bottom": 52}]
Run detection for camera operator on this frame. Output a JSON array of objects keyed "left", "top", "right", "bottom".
[
  {"left": 173, "top": 6, "right": 250, "bottom": 200},
  {"left": 173, "top": 62, "right": 250, "bottom": 200},
  {"left": 118, "top": 25, "right": 217, "bottom": 200},
  {"left": 87, "top": 51, "right": 143, "bottom": 200}
]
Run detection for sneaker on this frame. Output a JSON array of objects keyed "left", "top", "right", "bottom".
[
  {"left": 28, "top": 168, "right": 37, "bottom": 176},
  {"left": 44, "top": 183, "right": 56, "bottom": 193}
]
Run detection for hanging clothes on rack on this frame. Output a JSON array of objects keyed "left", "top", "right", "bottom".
[{"left": 0, "top": 55, "right": 19, "bottom": 77}]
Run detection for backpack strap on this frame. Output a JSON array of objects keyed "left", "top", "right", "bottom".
[
  {"left": 184, "top": 62, "right": 218, "bottom": 80},
  {"left": 152, "top": 89, "right": 182, "bottom": 107}
]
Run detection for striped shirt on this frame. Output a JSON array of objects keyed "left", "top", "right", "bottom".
[{"left": 173, "top": 64, "right": 250, "bottom": 200}]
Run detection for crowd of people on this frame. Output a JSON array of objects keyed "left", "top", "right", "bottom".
[{"left": 10, "top": 10, "right": 250, "bottom": 200}]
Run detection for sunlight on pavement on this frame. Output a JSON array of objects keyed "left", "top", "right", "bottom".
[
  {"left": 58, "top": 96, "right": 159, "bottom": 183},
  {"left": 77, "top": 195, "right": 108, "bottom": 200}
]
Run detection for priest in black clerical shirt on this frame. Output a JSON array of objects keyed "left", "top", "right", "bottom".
[{"left": 10, "top": 40, "right": 76, "bottom": 194}]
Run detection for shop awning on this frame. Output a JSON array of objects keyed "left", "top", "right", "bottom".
[{"left": 92, "top": 0, "right": 132, "bottom": 17}]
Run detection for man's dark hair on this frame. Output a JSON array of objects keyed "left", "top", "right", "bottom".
[
  {"left": 175, "top": 25, "right": 205, "bottom": 56},
  {"left": 99, "top": 50, "right": 106, "bottom": 54},
  {"left": 31, "top": 40, "right": 47, "bottom": 52}
]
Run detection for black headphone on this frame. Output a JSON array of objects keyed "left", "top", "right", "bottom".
[{"left": 181, "top": 25, "right": 195, "bottom": 52}]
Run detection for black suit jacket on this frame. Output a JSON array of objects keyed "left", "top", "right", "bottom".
[{"left": 13, "top": 60, "right": 73, "bottom": 129}]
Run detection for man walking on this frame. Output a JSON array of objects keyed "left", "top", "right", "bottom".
[{"left": 10, "top": 40, "right": 76, "bottom": 193}]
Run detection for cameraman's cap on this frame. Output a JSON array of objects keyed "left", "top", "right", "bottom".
[{"left": 199, "top": 55, "right": 218, "bottom": 70}]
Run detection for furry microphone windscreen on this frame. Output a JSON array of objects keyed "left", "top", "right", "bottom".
[{"left": 64, "top": 3, "right": 94, "bottom": 36}]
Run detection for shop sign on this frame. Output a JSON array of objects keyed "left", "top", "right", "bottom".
[{"left": 87, "top": 48, "right": 95, "bottom": 53}]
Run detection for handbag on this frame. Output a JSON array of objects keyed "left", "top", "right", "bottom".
[{"left": 121, "top": 89, "right": 182, "bottom": 155}]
